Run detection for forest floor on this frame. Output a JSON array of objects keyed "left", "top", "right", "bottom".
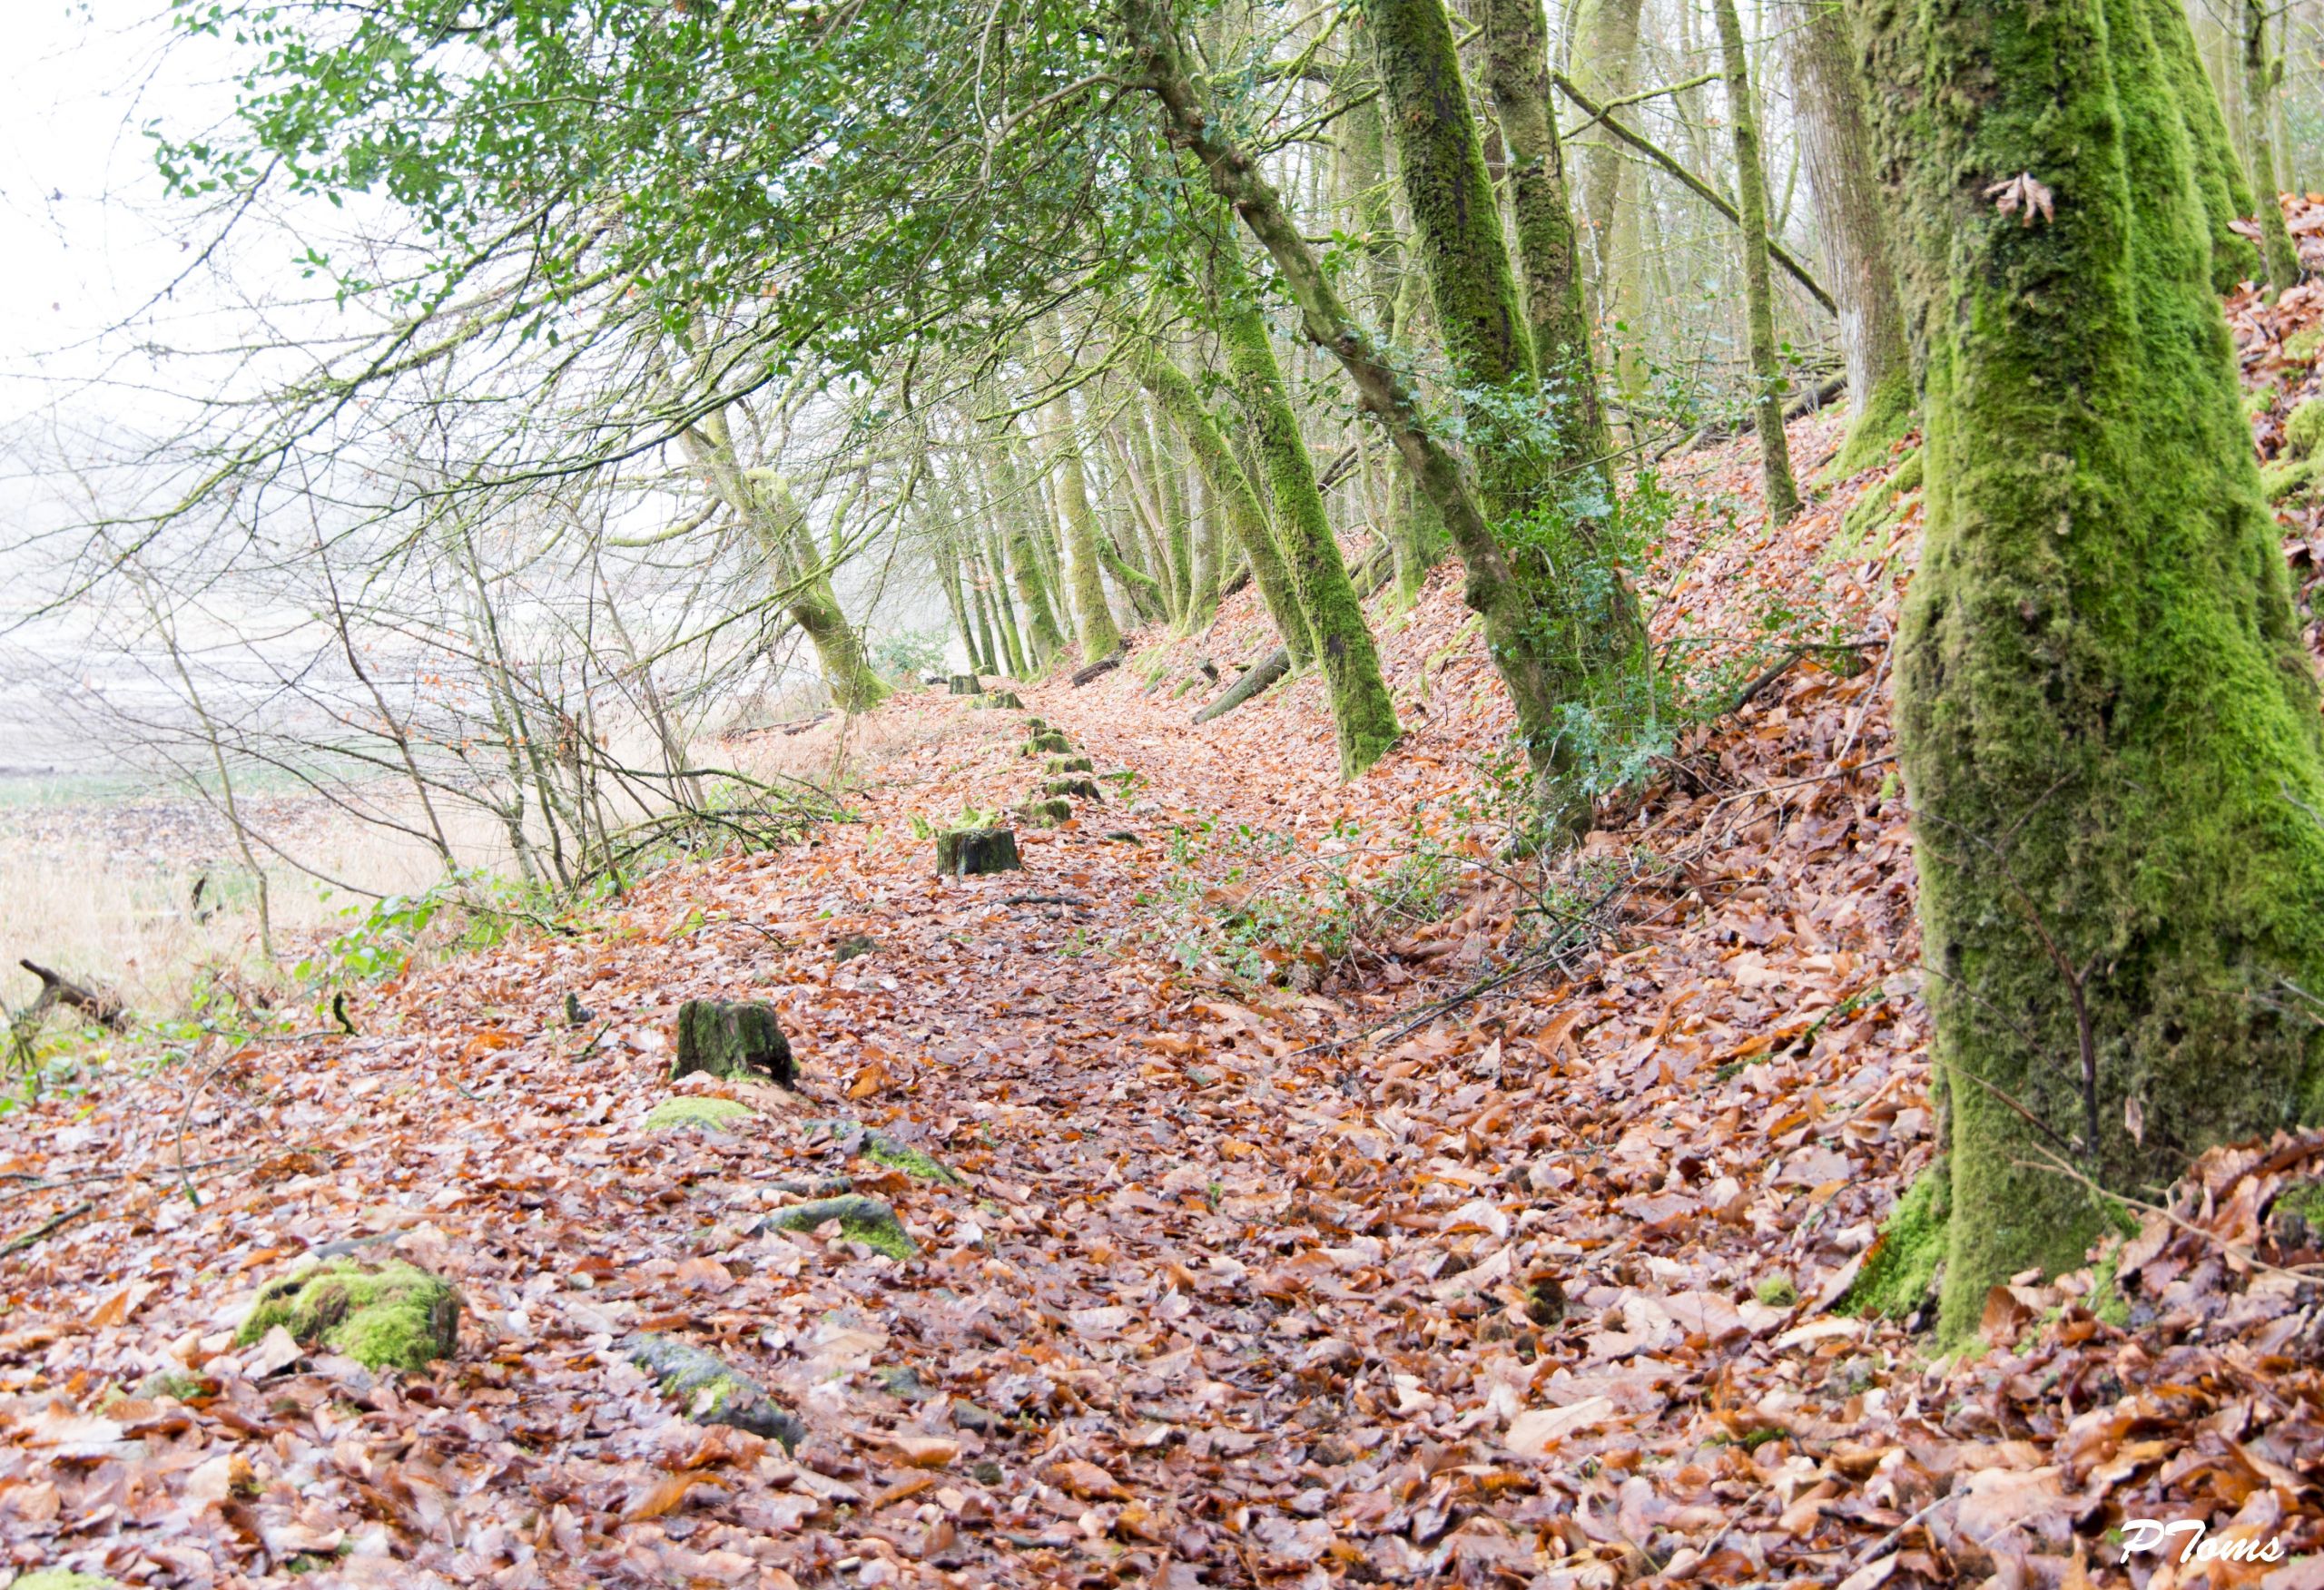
[{"left": 9, "top": 278, "right": 2324, "bottom": 1588}]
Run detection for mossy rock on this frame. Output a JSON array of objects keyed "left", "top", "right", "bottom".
[
  {"left": 645, "top": 1096, "right": 755, "bottom": 1132},
  {"left": 1018, "top": 797, "right": 1073, "bottom": 828},
  {"left": 937, "top": 827, "right": 1020, "bottom": 876},
  {"left": 626, "top": 1332, "right": 805, "bottom": 1449},
  {"left": 755, "top": 1194, "right": 915, "bottom": 1260},
  {"left": 1839, "top": 1165, "right": 1948, "bottom": 1321},
  {"left": 15, "top": 1573, "right": 122, "bottom": 1590},
  {"left": 238, "top": 1257, "right": 461, "bottom": 1372},
  {"left": 802, "top": 1118, "right": 965, "bottom": 1185},
  {"left": 1022, "top": 731, "right": 1071, "bottom": 756},
  {"left": 1045, "top": 754, "right": 1094, "bottom": 774},
  {"left": 672, "top": 999, "right": 794, "bottom": 1086},
  {"left": 1042, "top": 776, "right": 1102, "bottom": 800}
]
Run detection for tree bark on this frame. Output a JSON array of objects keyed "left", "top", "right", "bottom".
[
  {"left": 2245, "top": 0, "right": 2303, "bottom": 293},
  {"left": 1031, "top": 330, "right": 1127, "bottom": 662},
  {"left": 1853, "top": 0, "right": 2324, "bottom": 1340},
  {"left": 1786, "top": 0, "right": 1913, "bottom": 475},
  {"left": 1713, "top": 0, "right": 1801, "bottom": 522},
  {"left": 2150, "top": 0, "right": 2262, "bottom": 291}
]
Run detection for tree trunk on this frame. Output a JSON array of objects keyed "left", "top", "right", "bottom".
[
  {"left": 1031, "top": 334, "right": 1127, "bottom": 662},
  {"left": 1713, "top": 0, "right": 1802, "bottom": 522},
  {"left": 1206, "top": 210, "right": 1403, "bottom": 779},
  {"left": 2245, "top": 0, "right": 2303, "bottom": 293},
  {"left": 2150, "top": 0, "right": 2262, "bottom": 291},
  {"left": 1786, "top": 0, "right": 1913, "bottom": 475},
  {"left": 931, "top": 519, "right": 979, "bottom": 673},
  {"left": 988, "top": 429, "right": 1068, "bottom": 669},
  {"left": 1137, "top": 340, "right": 1318, "bottom": 666},
  {"left": 1854, "top": 0, "right": 2324, "bottom": 1340},
  {"left": 1185, "top": 462, "right": 1223, "bottom": 629},
  {"left": 1479, "top": 0, "right": 1610, "bottom": 474}
]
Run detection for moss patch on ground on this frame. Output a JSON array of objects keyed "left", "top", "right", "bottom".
[
  {"left": 644, "top": 1097, "right": 755, "bottom": 1132},
  {"left": 803, "top": 1119, "right": 965, "bottom": 1184},
  {"left": 15, "top": 1573, "right": 122, "bottom": 1590},
  {"left": 1841, "top": 1164, "right": 1948, "bottom": 1321},
  {"left": 758, "top": 1194, "right": 915, "bottom": 1260},
  {"left": 238, "top": 1257, "right": 461, "bottom": 1371}
]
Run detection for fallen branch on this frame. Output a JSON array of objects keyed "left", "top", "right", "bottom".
[
  {"left": 1193, "top": 647, "right": 1290, "bottom": 723},
  {"left": 1070, "top": 650, "right": 1126, "bottom": 687},
  {"left": 999, "top": 894, "right": 1093, "bottom": 908},
  {"left": 15, "top": 960, "right": 127, "bottom": 1031},
  {"left": 3, "top": 1202, "right": 93, "bottom": 1255}
]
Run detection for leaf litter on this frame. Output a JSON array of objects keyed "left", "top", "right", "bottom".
[{"left": 0, "top": 370, "right": 2321, "bottom": 1587}]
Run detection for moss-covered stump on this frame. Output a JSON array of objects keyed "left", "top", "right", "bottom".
[
  {"left": 1018, "top": 797, "right": 1073, "bottom": 828},
  {"left": 973, "top": 691, "right": 1025, "bottom": 710},
  {"left": 672, "top": 999, "right": 795, "bottom": 1086},
  {"left": 1042, "top": 776, "right": 1102, "bottom": 800},
  {"left": 645, "top": 1097, "right": 755, "bottom": 1132},
  {"left": 936, "top": 827, "right": 1020, "bottom": 876},
  {"left": 1022, "top": 731, "right": 1071, "bottom": 756},
  {"left": 1045, "top": 754, "right": 1094, "bottom": 774},
  {"left": 1839, "top": 1165, "right": 1948, "bottom": 1322},
  {"left": 238, "top": 1257, "right": 461, "bottom": 1372},
  {"left": 753, "top": 1194, "right": 915, "bottom": 1260},
  {"left": 802, "top": 1119, "right": 966, "bottom": 1184},
  {"left": 947, "top": 673, "right": 982, "bottom": 695},
  {"left": 625, "top": 1333, "right": 805, "bottom": 1449}
]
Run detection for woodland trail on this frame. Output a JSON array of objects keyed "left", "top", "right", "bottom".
[{"left": 7, "top": 405, "right": 2324, "bottom": 1587}]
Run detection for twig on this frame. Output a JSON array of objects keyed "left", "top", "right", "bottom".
[
  {"left": 999, "top": 894, "right": 1092, "bottom": 908},
  {"left": 1832, "top": 635, "right": 1894, "bottom": 767},
  {"left": 0, "top": 1154, "right": 252, "bottom": 1207},
  {"left": 2018, "top": 1142, "right": 2324, "bottom": 1284},
  {"left": 1848, "top": 1493, "right": 1953, "bottom": 1569},
  {"left": 3, "top": 1202, "right": 94, "bottom": 1255},
  {"left": 1710, "top": 753, "right": 1896, "bottom": 810}
]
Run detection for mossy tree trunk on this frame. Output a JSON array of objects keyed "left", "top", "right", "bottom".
[
  {"left": 1137, "top": 340, "right": 1317, "bottom": 666},
  {"left": 1184, "top": 464, "right": 1223, "bottom": 629},
  {"left": 1206, "top": 208, "right": 1403, "bottom": 778},
  {"left": 1479, "top": 0, "right": 1610, "bottom": 475},
  {"left": 1713, "top": 0, "right": 1801, "bottom": 521},
  {"left": 1129, "top": 0, "right": 1645, "bottom": 838},
  {"left": 2244, "top": 0, "right": 2304, "bottom": 293},
  {"left": 1853, "top": 0, "right": 2324, "bottom": 1341},
  {"left": 931, "top": 518, "right": 980, "bottom": 673},
  {"left": 683, "top": 417, "right": 889, "bottom": 713},
  {"left": 988, "top": 430, "right": 1068, "bottom": 669},
  {"left": 1786, "top": 0, "right": 1914, "bottom": 475},
  {"left": 1031, "top": 337, "right": 1127, "bottom": 662},
  {"left": 2151, "top": 0, "right": 2263, "bottom": 291}
]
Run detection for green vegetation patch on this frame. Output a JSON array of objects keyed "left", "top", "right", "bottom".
[
  {"left": 757, "top": 1194, "right": 915, "bottom": 1260},
  {"left": 645, "top": 1096, "right": 755, "bottom": 1131},
  {"left": 15, "top": 1573, "right": 123, "bottom": 1590},
  {"left": 1840, "top": 1164, "right": 1948, "bottom": 1321},
  {"left": 803, "top": 1118, "right": 965, "bottom": 1184},
  {"left": 238, "top": 1257, "right": 461, "bottom": 1371},
  {"left": 627, "top": 1332, "right": 805, "bottom": 1448}
]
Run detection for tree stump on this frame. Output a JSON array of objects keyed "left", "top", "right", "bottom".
[
  {"left": 973, "top": 691, "right": 1025, "bottom": 709},
  {"left": 1044, "top": 754, "right": 1094, "bottom": 773},
  {"left": 1042, "top": 776, "right": 1102, "bottom": 800},
  {"left": 672, "top": 1000, "right": 796, "bottom": 1086},
  {"left": 948, "top": 673, "right": 983, "bottom": 695},
  {"left": 937, "top": 828, "right": 1021, "bottom": 876},
  {"left": 1018, "top": 797, "right": 1073, "bottom": 828},
  {"left": 1023, "top": 731, "right": 1070, "bottom": 756}
]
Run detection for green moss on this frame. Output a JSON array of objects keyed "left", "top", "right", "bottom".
[
  {"left": 1833, "top": 368, "right": 1918, "bottom": 477},
  {"left": 2245, "top": 384, "right": 2281, "bottom": 421},
  {"left": 237, "top": 1258, "right": 460, "bottom": 1371},
  {"left": 760, "top": 1194, "right": 915, "bottom": 1260},
  {"left": 645, "top": 1097, "right": 755, "bottom": 1131},
  {"left": 1864, "top": 0, "right": 2324, "bottom": 1344},
  {"left": 1022, "top": 731, "right": 1070, "bottom": 756},
  {"left": 2262, "top": 456, "right": 2317, "bottom": 503},
  {"left": 1754, "top": 1275, "right": 1799, "bottom": 1307},
  {"left": 2087, "top": 1243, "right": 2132, "bottom": 1328},
  {"left": 14, "top": 1573, "right": 121, "bottom": 1590},
  {"left": 2285, "top": 398, "right": 2324, "bottom": 457},
  {"left": 1831, "top": 447, "right": 1924, "bottom": 561},
  {"left": 2289, "top": 327, "right": 2324, "bottom": 363},
  {"left": 803, "top": 1119, "right": 965, "bottom": 1184},
  {"left": 1045, "top": 754, "right": 1094, "bottom": 774},
  {"left": 134, "top": 1369, "right": 206, "bottom": 1402},
  {"left": 1841, "top": 1166, "right": 1948, "bottom": 1320},
  {"left": 627, "top": 1333, "right": 805, "bottom": 1448},
  {"left": 1019, "top": 796, "right": 1072, "bottom": 827}
]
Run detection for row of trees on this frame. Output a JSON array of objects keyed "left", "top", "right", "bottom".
[{"left": 27, "top": 0, "right": 2324, "bottom": 1337}]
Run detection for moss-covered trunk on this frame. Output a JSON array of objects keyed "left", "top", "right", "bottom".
[
  {"left": 1184, "top": 464, "right": 1223, "bottom": 630},
  {"left": 2243, "top": 0, "right": 2303, "bottom": 293},
  {"left": 988, "top": 431, "right": 1068, "bottom": 669},
  {"left": 683, "top": 418, "right": 889, "bottom": 713},
  {"left": 1479, "top": 0, "right": 1609, "bottom": 473},
  {"left": 2150, "top": 0, "right": 2261, "bottom": 292},
  {"left": 1138, "top": 341, "right": 1317, "bottom": 665},
  {"left": 1206, "top": 214, "right": 1403, "bottom": 777},
  {"left": 1786, "top": 0, "right": 1913, "bottom": 475},
  {"left": 1712, "top": 0, "right": 1801, "bottom": 521},
  {"left": 1854, "top": 0, "right": 2324, "bottom": 1340},
  {"left": 1032, "top": 338, "right": 1127, "bottom": 662}
]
